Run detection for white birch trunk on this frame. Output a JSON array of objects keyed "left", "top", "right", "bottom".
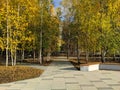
[
  {"left": 39, "top": 1, "right": 43, "bottom": 64},
  {"left": 13, "top": 4, "right": 20, "bottom": 66},
  {"left": 6, "top": 0, "right": 9, "bottom": 66},
  {"left": 14, "top": 49, "right": 17, "bottom": 66},
  {"left": 85, "top": 51, "right": 89, "bottom": 64}
]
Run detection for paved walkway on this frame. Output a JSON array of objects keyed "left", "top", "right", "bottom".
[{"left": 0, "top": 57, "right": 120, "bottom": 90}]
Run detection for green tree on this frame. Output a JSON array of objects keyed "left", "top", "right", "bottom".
[{"left": 61, "top": 0, "right": 120, "bottom": 63}]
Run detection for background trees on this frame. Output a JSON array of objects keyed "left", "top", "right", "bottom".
[
  {"left": 61, "top": 0, "right": 120, "bottom": 63},
  {"left": 0, "top": 0, "right": 60, "bottom": 66},
  {"left": 0, "top": 0, "right": 119, "bottom": 66}
]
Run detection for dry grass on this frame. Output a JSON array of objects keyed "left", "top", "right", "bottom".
[{"left": 0, "top": 66, "right": 43, "bottom": 84}]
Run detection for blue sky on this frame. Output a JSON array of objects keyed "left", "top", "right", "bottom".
[{"left": 53, "top": 0, "right": 62, "bottom": 7}]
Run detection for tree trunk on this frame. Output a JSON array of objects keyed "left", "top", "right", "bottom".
[
  {"left": 6, "top": 49, "right": 9, "bottom": 66},
  {"left": 42, "top": 47, "right": 44, "bottom": 63},
  {"left": 101, "top": 50, "right": 106, "bottom": 63},
  {"left": 6, "top": 0, "right": 9, "bottom": 66},
  {"left": 39, "top": 49, "right": 42, "bottom": 64},
  {"left": 14, "top": 49, "right": 17, "bottom": 66},
  {"left": 13, "top": 4, "right": 19, "bottom": 66},
  {"left": 85, "top": 51, "right": 89, "bottom": 64},
  {"left": 47, "top": 52, "right": 51, "bottom": 61},
  {"left": 33, "top": 50, "right": 36, "bottom": 61},
  {"left": 113, "top": 52, "right": 116, "bottom": 62},
  {"left": 93, "top": 50, "right": 96, "bottom": 61},
  {"left": 67, "top": 39, "right": 70, "bottom": 59},
  {"left": 11, "top": 52, "right": 14, "bottom": 66},
  {"left": 77, "top": 49, "right": 81, "bottom": 64},
  {"left": 22, "top": 49, "right": 25, "bottom": 61},
  {"left": 39, "top": 1, "right": 43, "bottom": 64},
  {"left": 77, "top": 40, "right": 80, "bottom": 64}
]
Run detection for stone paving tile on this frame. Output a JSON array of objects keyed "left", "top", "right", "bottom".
[
  {"left": 65, "top": 77, "right": 78, "bottom": 84},
  {"left": 74, "top": 74, "right": 84, "bottom": 76},
  {"left": 111, "top": 75, "right": 120, "bottom": 82},
  {"left": 6, "top": 88, "right": 21, "bottom": 90},
  {"left": 66, "top": 84, "right": 81, "bottom": 90},
  {"left": 51, "top": 89, "right": 67, "bottom": 90},
  {"left": 102, "top": 80, "right": 120, "bottom": 85},
  {"left": 9, "top": 84, "right": 26, "bottom": 89},
  {"left": 36, "top": 86, "right": 51, "bottom": 90},
  {"left": 101, "top": 72, "right": 112, "bottom": 74},
  {"left": 14, "top": 82, "right": 27, "bottom": 84},
  {"left": 90, "top": 80, "right": 103, "bottom": 82},
  {"left": 52, "top": 82, "right": 66, "bottom": 90},
  {"left": 92, "top": 82, "right": 110, "bottom": 88},
  {"left": 54, "top": 74, "right": 64, "bottom": 78},
  {"left": 53, "top": 77, "right": 65, "bottom": 81},
  {"left": 108, "top": 84, "right": 120, "bottom": 86},
  {"left": 42, "top": 76, "right": 53, "bottom": 80},
  {"left": 100, "top": 78, "right": 112, "bottom": 80},
  {"left": 77, "top": 76, "right": 92, "bottom": 85},
  {"left": 0, "top": 84, "right": 11, "bottom": 87},
  {"left": 81, "top": 86, "right": 98, "bottom": 90},
  {"left": 111, "top": 86, "right": 120, "bottom": 90},
  {"left": 97, "top": 87, "right": 113, "bottom": 90},
  {"left": 64, "top": 76, "right": 75, "bottom": 78},
  {"left": 0, "top": 87, "right": 7, "bottom": 90},
  {"left": 22, "top": 88, "right": 36, "bottom": 90},
  {"left": 80, "top": 84, "right": 94, "bottom": 87},
  {"left": 0, "top": 83, "right": 14, "bottom": 90},
  {"left": 17, "top": 78, "right": 41, "bottom": 83},
  {"left": 22, "top": 82, "right": 40, "bottom": 89},
  {"left": 65, "top": 82, "right": 79, "bottom": 84}
]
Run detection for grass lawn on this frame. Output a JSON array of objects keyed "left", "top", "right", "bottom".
[{"left": 0, "top": 66, "right": 43, "bottom": 84}]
